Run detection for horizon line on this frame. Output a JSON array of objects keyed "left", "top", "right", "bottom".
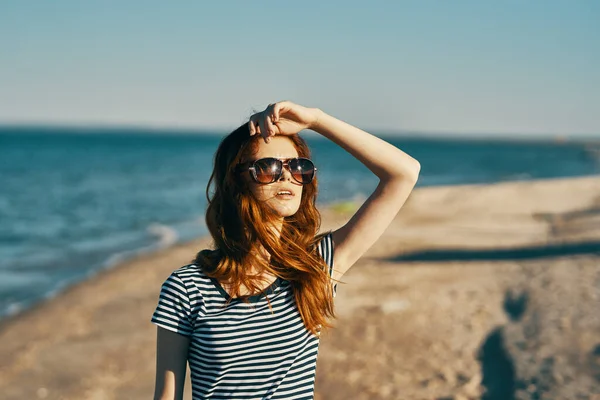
[{"left": 0, "top": 121, "right": 598, "bottom": 143}]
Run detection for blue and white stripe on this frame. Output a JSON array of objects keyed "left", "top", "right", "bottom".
[{"left": 151, "top": 232, "right": 337, "bottom": 400}]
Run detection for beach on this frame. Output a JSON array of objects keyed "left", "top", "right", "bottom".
[{"left": 1, "top": 175, "right": 599, "bottom": 399}]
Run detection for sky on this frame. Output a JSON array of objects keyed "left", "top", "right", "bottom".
[{"left": 0, "top": 1, "right": 598, "bottom": 138}]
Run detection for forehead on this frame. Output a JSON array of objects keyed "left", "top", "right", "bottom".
[{"left": 251, "top": 136, "right": 299, "bottom": 159}]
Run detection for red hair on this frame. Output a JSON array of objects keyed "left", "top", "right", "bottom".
[{"left": 192, "top": 123, "right": 337, "bottom": 335}]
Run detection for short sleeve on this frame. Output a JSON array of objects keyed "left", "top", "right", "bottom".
[
  {"left": 151, "top": 271, "right": 194, "bottom": 336},
  {"left": 317, "top": 232, "right": 337, "bottom": 298}
]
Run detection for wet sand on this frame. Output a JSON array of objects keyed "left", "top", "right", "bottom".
[{"left": 1, "top": 175, "right": 599, "bottom": 400}]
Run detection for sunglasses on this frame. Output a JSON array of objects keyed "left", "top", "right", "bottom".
[{"left": 236, "top": 157, "right": 317, "bottom": 184}]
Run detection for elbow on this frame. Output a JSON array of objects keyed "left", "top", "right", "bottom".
[
  {"left": 410, "top": 159, "right": 421, "bottom": 178},
  {"left": 398, "top": 159, "right": 421, "bottom": 183},
  {"left": 381, "top": 169, "right": 419, "bottom": 188},
  {"left": 379, "top": 157, "right": 420, "bottom": 184}
]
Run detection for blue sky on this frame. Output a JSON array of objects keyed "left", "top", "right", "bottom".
[{"left": 0, "top": 1, "right": 598, "bottom": 137}]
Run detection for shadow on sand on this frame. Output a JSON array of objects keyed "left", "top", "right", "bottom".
[
  {"left": 383, "top": 240, "right": 600, "bottom": 263},
  {"left": 476, "top": 290, "right": 529, "bottom": 400}
]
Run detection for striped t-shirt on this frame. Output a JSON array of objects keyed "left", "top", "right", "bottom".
[{"left": 151, "top": 232, "right": 337, "bottom": 400}]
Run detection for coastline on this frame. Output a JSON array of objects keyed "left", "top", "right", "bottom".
[
  {"left": 1, "top": 174, "right": 599, "bottom": 399},
  {"left": 0, "top": 197, "right": 360, "bottom": 323}
]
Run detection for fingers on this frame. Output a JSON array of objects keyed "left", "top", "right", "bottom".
[
  {"left": 265, "top": 103, "right": 277, "bottom": 140},
  {"left": 258, "top": 115, "right": 269, "bottom": 143},
  {"left": 264, "top": 114, "right": 276, "bottom": 141},
  {"left": 249, "top": 102, "right": 287, "bottom": 143},
  {"left": 248, "top": 116, "right": 260, "bottom": 136},
  {"left": 272, "top": 102, "right": 285, "bottom": 123}
]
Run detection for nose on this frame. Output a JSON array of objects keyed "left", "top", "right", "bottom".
[{"left": 278, "top": 161, "right": 293, "bottom": 182}]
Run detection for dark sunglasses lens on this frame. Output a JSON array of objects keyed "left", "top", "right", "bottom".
[
  {"left": 290, "top": 158, "right": 315, "bottom": 184},
  {"left": 253, "top": 158, "right": 281, "bottom": 183}
]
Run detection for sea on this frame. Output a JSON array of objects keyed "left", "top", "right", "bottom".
[{"left": 1, "top": 126, "right": 599, "bottom": 321}]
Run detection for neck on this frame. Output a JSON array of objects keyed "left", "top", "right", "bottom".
[
  {"left": 249, "top": 218, "right": 284, "bottom": 274},
  {"left": 269, "top": 218, "right": 284, "bottom": 239}
]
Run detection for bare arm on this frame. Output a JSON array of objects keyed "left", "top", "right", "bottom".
[
  {"left": 310, "top": 108, "right": 421, "bottom": 281},
  {"left": 153, "top": 327, "right": 190, "bottom": 400},
  {"left": 253, "top": 101, "right": 421, "bottom": 282}
]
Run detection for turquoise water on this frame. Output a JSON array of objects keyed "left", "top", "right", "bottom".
[{"left": 0, "top": 126, "right": 598, "bottom": 320}]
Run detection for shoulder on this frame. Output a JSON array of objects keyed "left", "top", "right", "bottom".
[
  {"left": 315, "top": 231, "right": 334, "bottom": 252},
  {"left": 162, "top": 264, "right": 210, "bottom": 308},
  {"left": 315, "top": 231, "right": 335, "bottom": 265},
  {"left": 172, "top": 263, "right": 202, "bottom": 277},
  {"left": 164, "top": 264, "right": 207, "bottom": 293}
]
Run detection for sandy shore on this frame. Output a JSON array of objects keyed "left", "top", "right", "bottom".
[{"left": 1, "top": 175, "right": 599, "bottom": 400}]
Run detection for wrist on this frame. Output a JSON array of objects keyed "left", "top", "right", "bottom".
[{"left": 309, "top": 108, "right": 325, "bottom": 131}]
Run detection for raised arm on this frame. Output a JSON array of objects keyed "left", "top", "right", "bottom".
[
  {"left": 309, "top": 108, "right": 420, "bottom": 281},
  {"left": 253, "top": 101, "right": 421, "bottom": 282}
]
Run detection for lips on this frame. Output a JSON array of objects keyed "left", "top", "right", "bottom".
[{"left": 275, "top": 187, "right": 296, "bottom": 197}]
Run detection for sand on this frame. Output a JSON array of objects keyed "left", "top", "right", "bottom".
[{"left": 1, "top": 175, "right": 599, "bottom": 400}]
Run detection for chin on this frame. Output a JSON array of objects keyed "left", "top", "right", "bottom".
[
  {"left": 275, "top": 208, "right": 300, "bottom": 218},
  {"left": 269, "top": 201, "right": 301, "bottom": 218}
]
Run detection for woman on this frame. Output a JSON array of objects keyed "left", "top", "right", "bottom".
[{"left": 151, "top": 101, "right": 420, "bottom": 399}]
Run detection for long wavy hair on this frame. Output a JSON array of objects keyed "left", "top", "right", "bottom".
[{"left": 192, "top": 122, "right": 337, "bottom": 335}]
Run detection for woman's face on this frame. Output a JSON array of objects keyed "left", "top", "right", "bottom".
[{"left": 242, "top": 136, "right": 304, "bottom": 218}]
